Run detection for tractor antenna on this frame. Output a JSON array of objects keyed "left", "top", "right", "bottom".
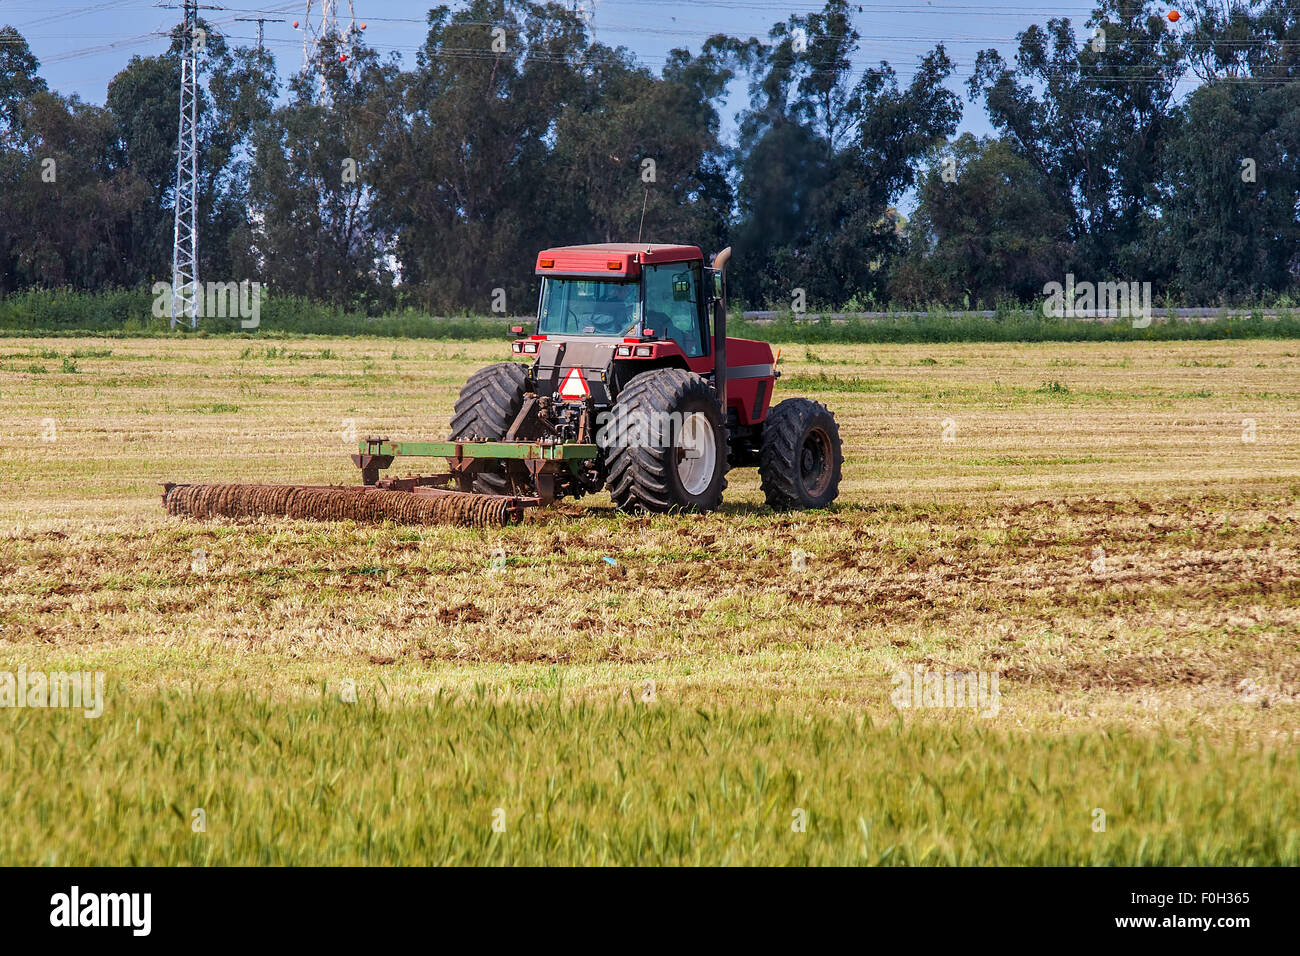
[{"left": 637, "top": 187, "right": 649, "bottom": 245}]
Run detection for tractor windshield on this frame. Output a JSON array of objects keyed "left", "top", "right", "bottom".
[{"left": 538, "top": 277, "right": 641, "bottom": 337}]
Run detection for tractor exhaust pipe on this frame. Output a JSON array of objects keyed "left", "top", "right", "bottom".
[{"left": 712, "top": 246, "right": 731, "bottom": 410}]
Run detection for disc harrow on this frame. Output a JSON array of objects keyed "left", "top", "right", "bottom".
[
  {"left": 162, "top": 483, "right": 515, "bottom": 528},
  {"left": 164, "top": 440, "right": 596, "bottom": 528}
]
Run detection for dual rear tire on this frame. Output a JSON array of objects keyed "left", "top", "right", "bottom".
[{"left": 604, "top": 368, "right": 728, "bottom": 513}]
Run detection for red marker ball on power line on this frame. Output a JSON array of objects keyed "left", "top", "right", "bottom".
[
  {"left": 1168, "top": 10, "right": 1180, "bottom": 21},
  {"left": 339, "top": 53, "right": 348, "bottom": 62},
  {"left": 360, "top": 23, "right": 367, "bottom": 30},
  {"left": 293, "top": 20, "right": 299, "bottom": 28}
]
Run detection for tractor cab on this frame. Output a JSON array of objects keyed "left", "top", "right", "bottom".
[
  {"left": 533, "top": 244, "right": 709, "bottom": 358},
  {"left": 518, "top": 243, "right": 776, "bottom": 438}
]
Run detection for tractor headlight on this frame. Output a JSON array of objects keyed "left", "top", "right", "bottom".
[
  {"left": 512, "top": 342, "right": 523, "bottom": 353},
  {"left": 522, "top": 342, "right": 539, "bottom": 354},
  {"left": 634, "top": 346, "right": 653, "bottom": 357},
  {"left": 616, "top": 346, "right": 632, "bottom": 356}
]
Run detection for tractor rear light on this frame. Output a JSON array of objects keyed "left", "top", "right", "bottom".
[
  {"left": 539, "top": 258, "right": 554, "bottom": 268},
  {"left": 615, "top": 346, "right": 632, "bottom": 357},
  {"left": 634, "top": 346, "right": 653, "bottom": 357},
  {"left": 606, "top": 260, "right": 622, "bottom": 270},
  {"left": 643, "top": 328, "right": 655, "bottom": 338},
  {"left": 522, "top": 342, "right": 539, "bottom": 353}
]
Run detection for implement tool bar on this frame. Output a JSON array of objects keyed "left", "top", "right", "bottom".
[{"left": 358, "top": 439, "right": 599, "bottom": 461}]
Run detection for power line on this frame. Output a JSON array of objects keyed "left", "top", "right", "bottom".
[{"left": 6, "top": 2, "right": 1299, "bottom": 95}]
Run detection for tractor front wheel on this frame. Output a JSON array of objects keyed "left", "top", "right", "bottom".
[
  {"left": 449, "top": 362, "right": 531, "bottom": 495},
  {"left": 605, "top": 368, "right": 727, "bottom": 513},
  {"left": 759, "top": 398, "right": 843, "bottom": 510}
]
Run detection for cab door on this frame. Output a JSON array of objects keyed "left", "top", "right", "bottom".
[{"left": 642, "top": 262, "right": 708, "bottom": 360}]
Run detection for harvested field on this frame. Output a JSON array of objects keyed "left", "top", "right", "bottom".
[{"left": 1, "top": 336, "right": 1297, "bottom": 863}]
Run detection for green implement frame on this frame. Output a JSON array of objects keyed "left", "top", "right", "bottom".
[
  {"left": 353, "top": 436, "right": 600, "bottom": 504},
  {"left": 357, "top": 438, "right": 598, "bottom": 462}
]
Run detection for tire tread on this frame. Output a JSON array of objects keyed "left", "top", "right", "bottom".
[
  {"left": 606, "top": 368, "right": 727, "bottom": 513},
  {"left": 449, "top": 362, "right": 530, "bottom": 494},
  {"left": 758, "top": 397, "right": 843, "bottom": 510}
]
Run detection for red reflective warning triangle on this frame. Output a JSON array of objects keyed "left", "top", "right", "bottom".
[{"left": 558, "top": 368, "right": 591, "bottom": 399}]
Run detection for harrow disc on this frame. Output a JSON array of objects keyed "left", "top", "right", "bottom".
[{"left": 162, "top": 483, "right": 515, "bottom": 528}]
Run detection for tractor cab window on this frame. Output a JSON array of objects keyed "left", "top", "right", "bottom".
[
  {"left": 538, "top": 277, "right": 641, "bottom": 336},
  {"left": 643, "top": 263, "right": 705, "bottom": 357}
]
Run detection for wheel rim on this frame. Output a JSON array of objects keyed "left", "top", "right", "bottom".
[
  {"left": 799, "top": 426, "right": 833, "bottom": 497},
  {"left": 676, "top": 411, "right": 717, "bottom": 496}
]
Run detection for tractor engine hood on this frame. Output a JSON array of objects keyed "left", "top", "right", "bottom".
[{"left": 531, "top": 339, "right": 616, "bottom": 406}]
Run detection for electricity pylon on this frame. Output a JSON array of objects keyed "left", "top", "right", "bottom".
[
  {"left": 170, "top": 0, "right": 200, "bottom": 328},
  {"left": 301, "top": 0, "right": 356, "bottom": 69}
]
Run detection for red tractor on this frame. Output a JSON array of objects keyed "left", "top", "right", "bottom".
[{"left": 449, "top": 243, "right": 843, "bottom": 513}]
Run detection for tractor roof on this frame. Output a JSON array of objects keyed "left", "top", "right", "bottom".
[{"left": 536, "top": 243, "right": 703, "bottom": 278}]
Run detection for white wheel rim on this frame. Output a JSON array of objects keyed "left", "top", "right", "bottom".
[{"left": 676, "top": 411, "right": 716, "bottom": 496}]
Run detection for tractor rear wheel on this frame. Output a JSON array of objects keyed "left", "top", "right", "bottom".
[
  {"left": 759, "top": 398, "right": 843, "bottom": 510},
  {"left": 605, "top": 368, "right": 727, "bottom": 513},
  {"left": 449, "top": 362, "right": 531, "bottom": 495}
]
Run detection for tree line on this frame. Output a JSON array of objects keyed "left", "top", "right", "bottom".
[{"left": 1, "top": 0, "right": 1297, "bottom": 313}]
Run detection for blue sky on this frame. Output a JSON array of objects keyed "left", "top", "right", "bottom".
[{"left": 5, "top": 0, "right": 1106, "bottom": 143}]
